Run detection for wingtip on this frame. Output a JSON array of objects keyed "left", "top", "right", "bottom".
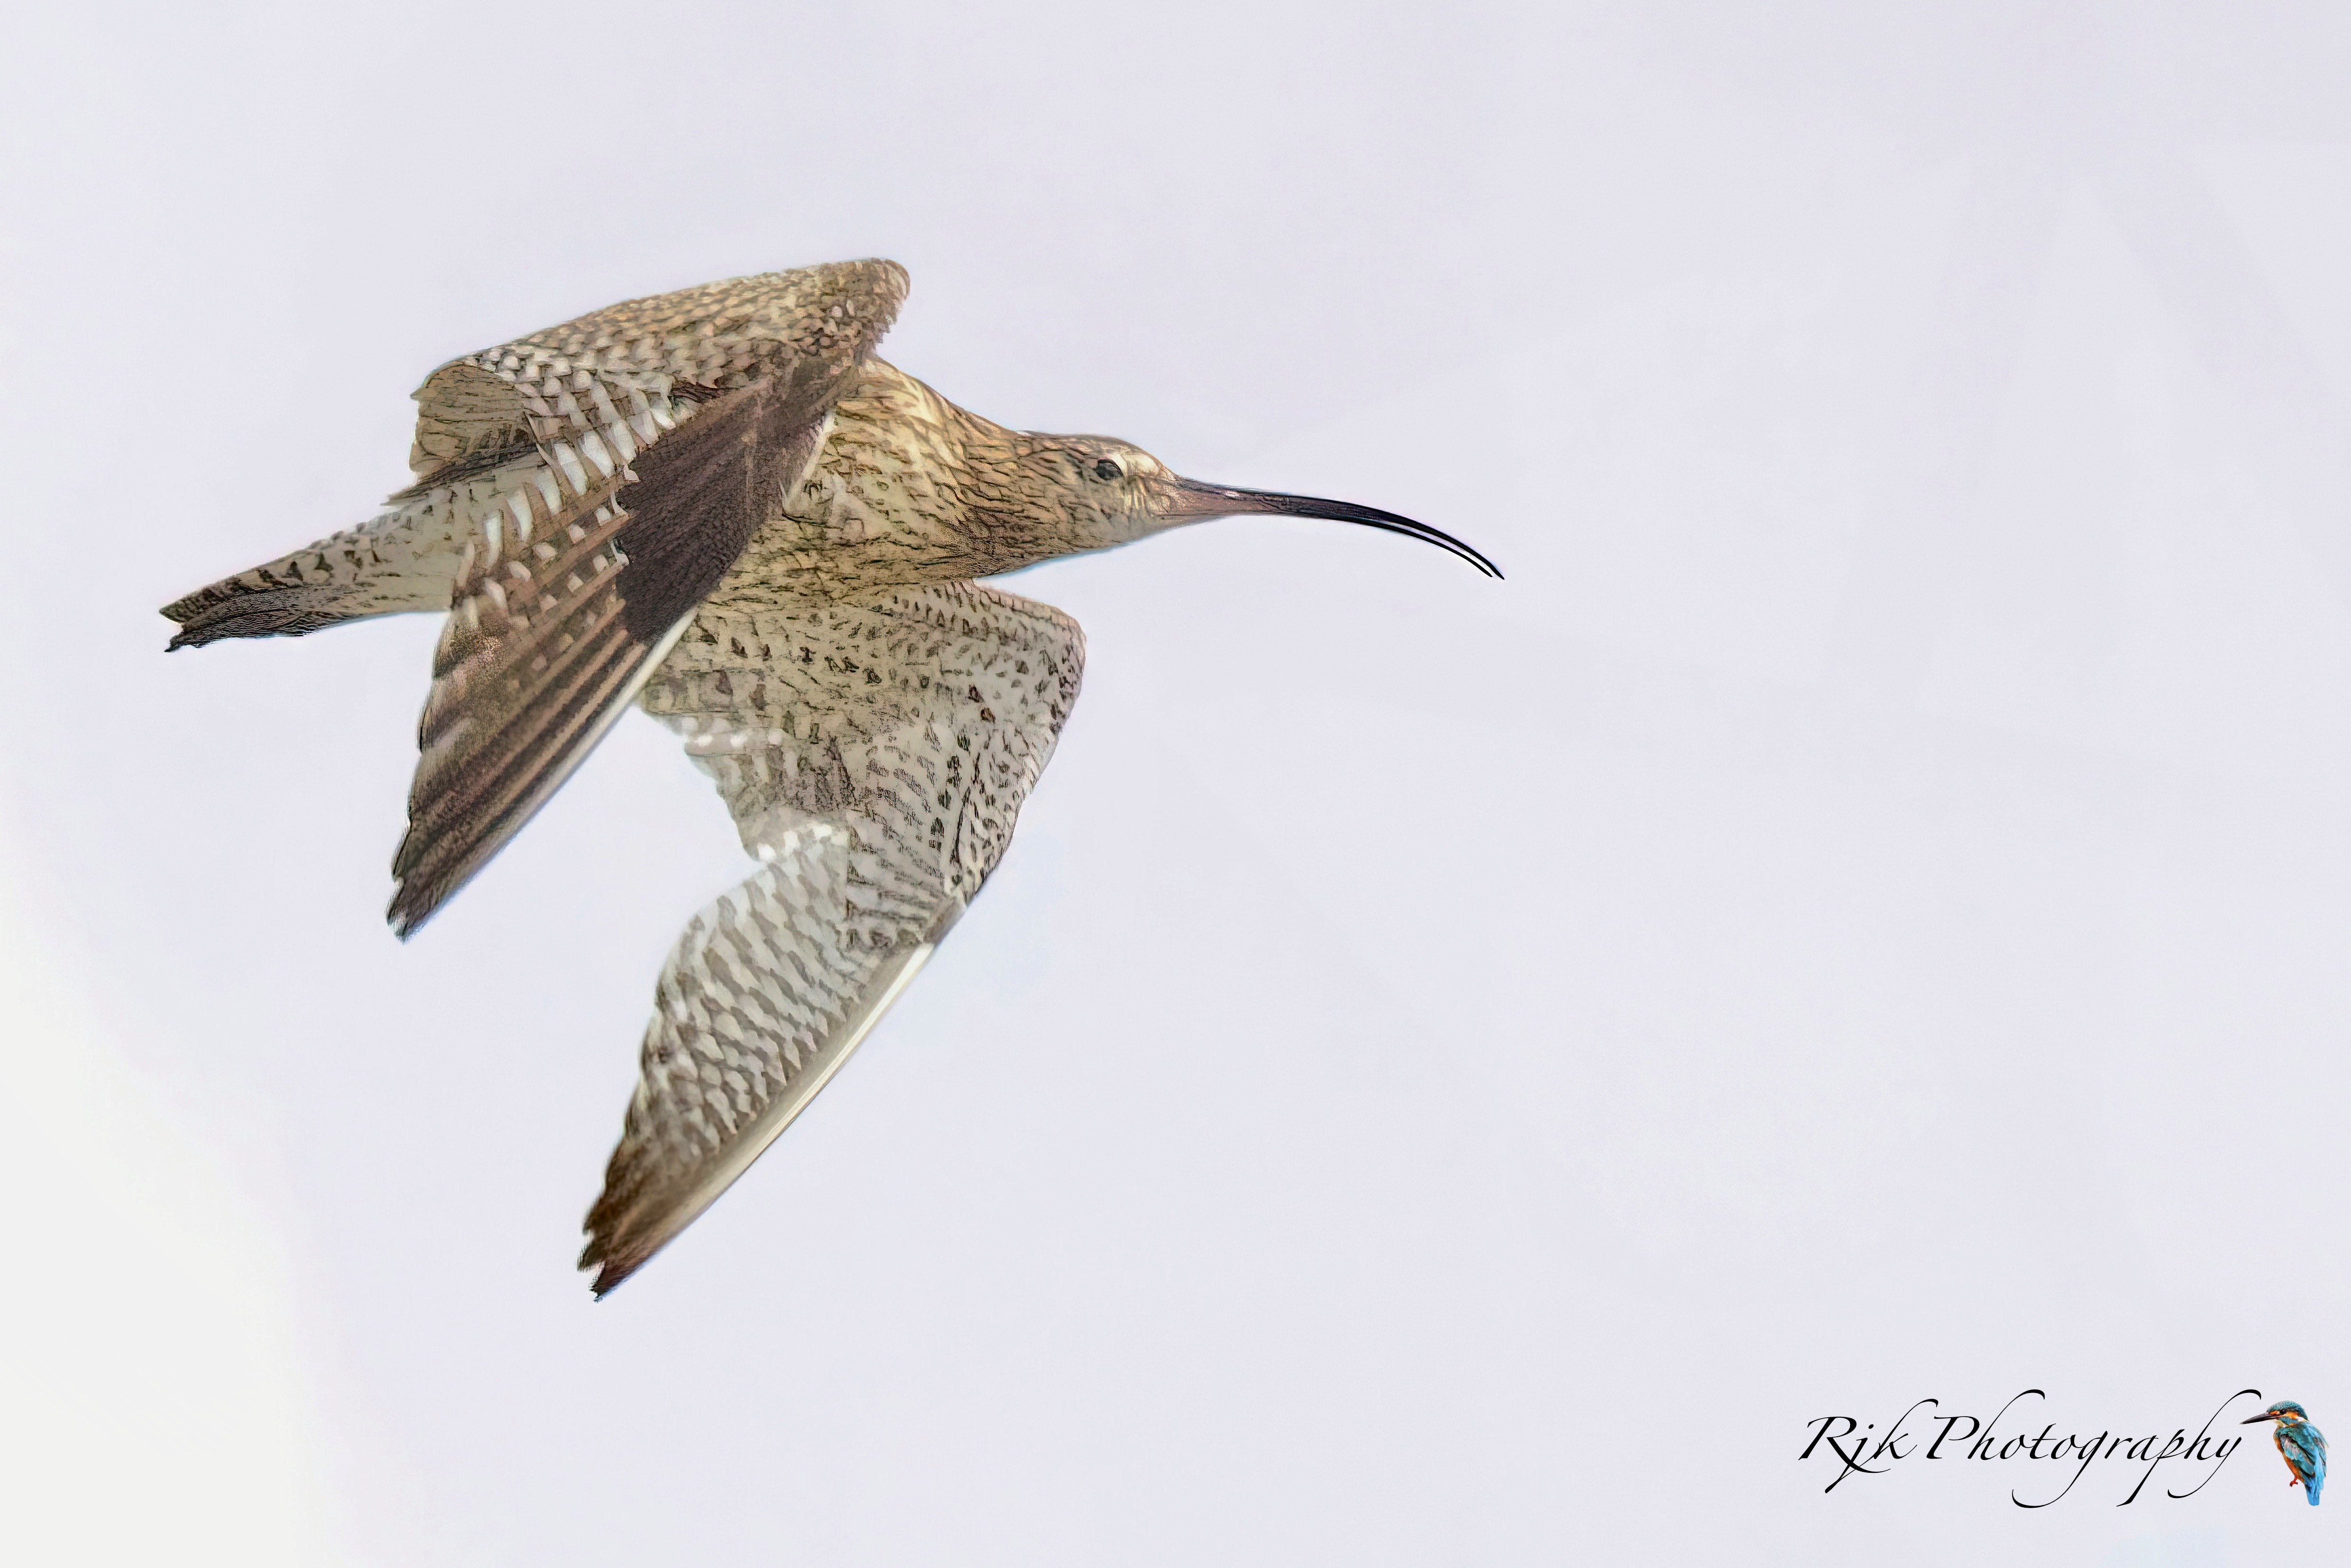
[
  {"left": 578, "top": 1235, "right": 639, "bottom": 1299},
  {"left": 384, "top": 885, "right": 431, "bottom": 942},
  {"left": 386, "top": 852, "right": 463, "bottom": 940}
]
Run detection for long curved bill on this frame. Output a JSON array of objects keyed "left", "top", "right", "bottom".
[{"left": 1166, "top": 477, "right": 1504, "bottom": 578}]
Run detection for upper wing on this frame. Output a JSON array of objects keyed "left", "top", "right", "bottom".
[
  {"left": 579, "top": 582, "right": 1085, "bottom": 1294},
  {"left": 386, "top": 261, "right": 909, "bottom": 935}
]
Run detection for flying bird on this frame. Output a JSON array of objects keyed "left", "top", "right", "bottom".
[
  {"left": 2244, "top": 1400, "right": 2326, "bottom": 1504},
  {"left": 162, "top": 260, "right": 1499, "bottom": 1294}
]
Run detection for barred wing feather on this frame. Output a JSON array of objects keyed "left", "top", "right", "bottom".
[{"left": 581, "top": 583, "right": 1084, "bottom": 1294}]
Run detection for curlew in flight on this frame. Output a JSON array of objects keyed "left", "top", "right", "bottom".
[{"left": 163, "top": 260, "right": 1500, "bottom": 1294}]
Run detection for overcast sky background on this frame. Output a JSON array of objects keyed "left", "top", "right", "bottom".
[{"left": 5, "top": 1, "right": 2350, "bottom": 1562}]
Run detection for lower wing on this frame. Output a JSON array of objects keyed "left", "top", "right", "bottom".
[{"left": 580, "top": 582, "right": 1085, "bottom": 1293}]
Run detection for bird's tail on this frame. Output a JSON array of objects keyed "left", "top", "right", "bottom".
[
  {"left": 2308, "top": 1474, "right": 2322, "bottom": 1505},
  {"left": 162, "top": 504, "right": 464, "bottom": 650}
]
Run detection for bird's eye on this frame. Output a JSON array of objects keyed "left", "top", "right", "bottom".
[{"left": 1093, "top": 457, "right": 1123, "bottom": 482}]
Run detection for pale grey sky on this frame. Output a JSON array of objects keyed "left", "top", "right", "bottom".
[{"left": 4, "top": 3, "right": 2350, "bottom": 1563}]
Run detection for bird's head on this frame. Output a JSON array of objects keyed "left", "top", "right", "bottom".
[
  {"left": 1020, "top": 433, "right": 1502, "bottom": 578},
  {"left": 2244, "top": 1401, "right": 2309, "bottom": 1426}
]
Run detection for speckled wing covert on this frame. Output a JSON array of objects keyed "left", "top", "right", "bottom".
[
  {"left": 579, "top": 583, "right": 1084, "bottom": 1294},
  {"left": 381, "top": 261, "right": 910, "bottom": 934}
]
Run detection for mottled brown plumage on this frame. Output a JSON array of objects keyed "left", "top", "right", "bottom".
[{"left": 162, "top": 260, "right": 1498, "bottom": 1294}]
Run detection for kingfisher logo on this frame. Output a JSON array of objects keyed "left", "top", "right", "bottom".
[
  {"left": 2239, "top": 1401, "right": 2327, "bottom": 1506},
  {"left": 1797, "top": 1389, "right": 2302, "bottom": 1507}
]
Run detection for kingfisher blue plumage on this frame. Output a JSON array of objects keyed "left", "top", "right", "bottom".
[{"left": 2243, "top": 1400, "right": 2326, "bottom": 1505}]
